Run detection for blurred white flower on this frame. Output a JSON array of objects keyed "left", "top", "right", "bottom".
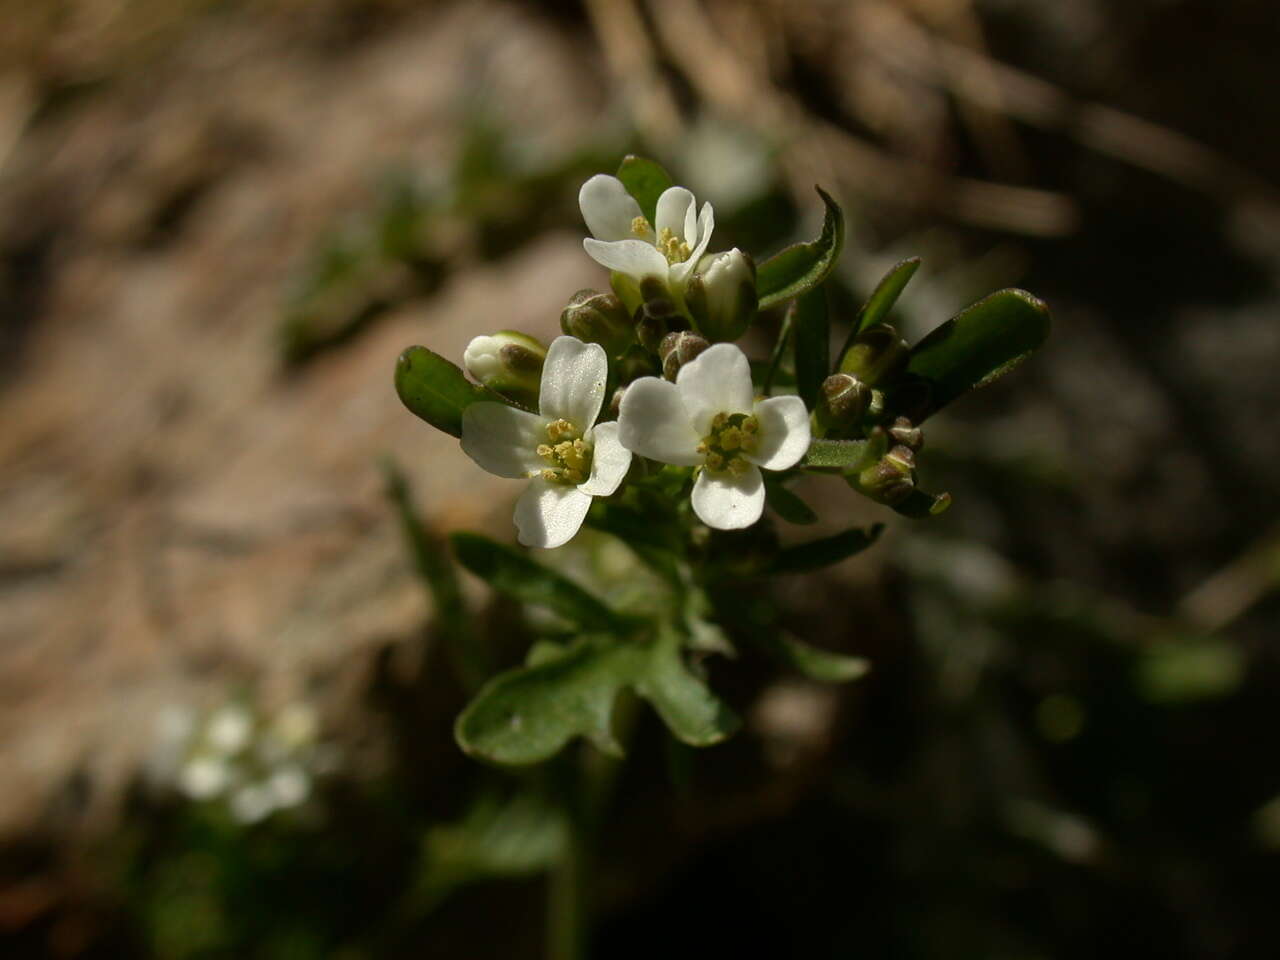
[
  {"left": 179, "top": 756, "right": 232, "bottom": 800},
  {"left": 206, "top": 704, "right": 253, "bottom": 754},
  {"left": 229, "top": 783, "right": 275, "bottom": 824},
  {"left": 267, "top": 766, "right": 311, "bottom": 809}
]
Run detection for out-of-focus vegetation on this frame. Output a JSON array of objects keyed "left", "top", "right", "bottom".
[{"left": 3, "top": 1, "right": 1279, "bottom": 958}]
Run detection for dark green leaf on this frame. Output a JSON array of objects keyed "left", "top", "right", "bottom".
[
  {"left": 455, "top": 627, "right": 738, "bottom": 765},
  {"left": 395, "top": 346, "right": 487, "bottom": 438},
  {"left": 383, "top": 459, "right": 485, "bottom": 690},
  {"left": 802, "top": 437, "right": 878, "bottom": 470},
  {"left": 904, "top": 288, "right": 1050, "bottom": 419},
  {"left": 756, "top": 186, "right": 845, "bottom": 311},
  {"left": 616, "top": 155, "right": 674, "bottom": 226},
  {"left": 792, "top": 286, "right": 829, "bottom": 409},
  {"left": 759, "top": 633, "right": 870, "bottom": 683},
  {"left": 772, "top": 525, "right": 884, "bottom": 574},
  {"left": 451, "top": 533, "right": 621, "bottom": 632},
  {"left": 856, "top": 257, "right": 920, "bottom": 335},
  {"left": 892, "top": 488, "right": 953, "bottom": 519},
  {"left": 764, "top": 477, "right": 818, "bottom": 525}
]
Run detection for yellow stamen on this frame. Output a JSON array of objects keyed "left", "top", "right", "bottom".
[{"left": 631, "top": 216, "right": 652, "bottom": 238}]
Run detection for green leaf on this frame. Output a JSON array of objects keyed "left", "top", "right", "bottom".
[
  {"left": 455, "top": 627, "right": 738, "bottom": 765},
  {"left": 892, "top": 488, "right": 953, "bottom": 519},
  {"left": 616, "top": 155, "right": 674, "bottom": 226},
  {"left": 904, "top": 288, "right": 1050, "bottom": 419},
  {"left": 759, "top": 633, "right": 870, "bottom": 683},
  {"left": 773, "top": 525, "right": 884, "bottom": 574},
  {"left": 451, "top": 533, "right": 622, "bottom": 632},
  {"left": 856, "top": 257, "right": 920, "bottom": 335},
  {"left": 764, "top": 477, "right": 818, "bottom": 525},
  {"left": 792, "top": 286, "right": 829, "bottom": 409},
  {"left": 756, "top": 186, "right": 845, "bottom": 311},
  {"left": 802, "top": 437, "right": 878, "bottom": 470},
  {"left": 395, "top": 346, "right": 487, "bottom": 438}
]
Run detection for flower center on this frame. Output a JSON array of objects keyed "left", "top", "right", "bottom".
[
  {"left": 657, "top": 226, "right": 692, "bottom": 265},
  {"left": 535, "top": 418, "right": 593, "bottom": 485},
  {"left": 696, "top": 412, "right": 759, "bottom": 476}
]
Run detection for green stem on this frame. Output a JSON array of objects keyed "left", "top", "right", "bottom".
[
  {"left": 761, "top": 306, "right": 795, "bottom": 395},
  {"left": 547, "top": 805, "right": 588, "bottom": 960}
]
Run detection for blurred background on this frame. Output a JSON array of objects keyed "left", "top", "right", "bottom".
[{"left": 2, "top": 0, "right": 1279, "bottom": 957}]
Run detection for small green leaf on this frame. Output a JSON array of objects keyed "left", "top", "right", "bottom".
[
  {"left": 757, "top": 187, "right": 845, "bottom": 311},
  {"left": 792, "top": 286, "right": 829, "bottom": 409},
  {"left": 773, "top": 525, "right": 884, "bottom": 574},
  {"left": 616, "top": 155, "right": 674, "bottom": 226},
  {"left": 764, "top": 477, "right": 818, "bottom": 525},
  {"left": 904, "top": 288, "right": 1050, "bottom": 419},
  {"left": 455, "top": 628, "right": 738, "bottom": 765},
  {"left": 855, "top": 257, "right": 920, "bottom": 335},
  {"left": 760, "top": 634, "right": 870, "bottom": 683},
  {"left": 451, "top": 533, "right": 621, "bottom": 632},
  {"left": 892, "top": 488, "right": 953, "bottom": 519},
  {"left": 802, "top": 437, "right": 878, "bottom": 470},
  {"left": 395, "top": 346, "right": 487, "bottom": 438}
]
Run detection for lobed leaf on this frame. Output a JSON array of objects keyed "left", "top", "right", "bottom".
[
  {"left": 772, "top": 525, "right": 884, "bottom": 574},
  {"left": 450, "top": 533, "right": 622, "bottom": 632},
  {"left": 792, "top": 286, "right": 830, "bottom": 409},
  {"left": 395, "top": 346, "right": 487, "bottom": 438},
  {"left": 756, "top": 187, "right": 845, "bottom": 311},
  {"left": 616, "top": 155, "right": 674, "bottom": 226},
  {"left": 904, "top": 288, "right": 1050, "bottom": 419}
]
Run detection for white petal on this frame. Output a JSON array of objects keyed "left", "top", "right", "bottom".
[
  {"left": 579, "top": 174, "right": 646, "bottom": 242},
  {"left": 691, "top": 465, "right": 765, "bottom": 530},
  {"left": 655, "top": 186, "right": 695, "bottom": 239},
  {"left": 617, "top": 377, "right": 703, "bottom": 466},
  {"left": 539, "top": 335, "right": 607, "bottom": 429},
  {"left": 747, "top": 395, "right": 812, "bottom": 471},
  {"left": 675, "top": 342, "right": 754, "bottom": 434},
  {"left": 514, "top": 479, "right": 593, "bottom": 549},
  {"left": 460, "top": 402, "right": 547, "bottom": 478},
  {"left": 683, "top": 195, "right": 698, "bottom": 247},
  {"left": 583, "top": 238, "right": 669, "bottom": 281},
  {"left": 670, "top": 201, "right": 715, "bottom": 285},
  {"left": 578, "top": 421, "right": 632, "bottom": 497}
]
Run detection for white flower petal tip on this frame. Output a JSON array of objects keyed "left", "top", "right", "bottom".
[
  {"left": 579, "top": 175, "right": 714, "bottom": 294},
  {"left": 675, "top": 342, "right": 755, "bottom": 433},
  {"left": 460, "top": 335, "right": 627, "bottom": 549},
  {"left": 691, "top": 465, "right": 765, "bottom": 530},
  {"left": 748, "top": 396, "right": 811, "bottom": 471}
]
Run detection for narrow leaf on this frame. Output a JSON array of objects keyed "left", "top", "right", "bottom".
[
  {"left": 904, "top": 288, "right": 1050, "bottom": 419},
  {"left": 756, "top": 186, "right": 845, "bottom": 311},
  {"left": 792, "top": 286, "right": 829, "bottom": 409},
  {"left": 773, "top": 525, "right": 884, "bottom": 574},
  {"left": 395, "top": 346, "right": 486, "bottom": 438},
  {"left": 764, "top": 477, "right": 818, "bottom": 525},
  {"left": 616, "top": 155, "right": 674, "bottom": 226},
  {"left": 760, "top": 633, "right": 871, "bottom": 683},
  {"left": 451, "top": 533, "right": 621, "bottom": 632},
  {"left": 856, "top": 257, "right": 920, "bottom": 335}
]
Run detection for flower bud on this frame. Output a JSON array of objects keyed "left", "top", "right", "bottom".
[
  {"left": 855, "top": 444, "right": 916, "bottom": 505},
  {"left": 634, "top": 296, "right": 683, "bottom": 354},
  {"left": 838, "top": 323, "right": 910, "bottom": 386},
  {"left": 685, "top": 248, "right": 756, "bottom": 342},
  {"left": 560, "top": 289, "right": 635, "bottom": 356},
  {"left": 814, "top": 373, "right": 870, "bottom": 436},
  {"left": 463, "top": 331, "right": 546, "bottom": 406},
  {"left": 659, "top": 331, "right": 710, "bottom": 380},
  {"left": 887, "top": 416, "right": 923, "bottom": 451}
]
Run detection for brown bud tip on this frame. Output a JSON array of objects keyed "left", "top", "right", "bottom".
[{"left": 659, "top": 330, "right": 710, "bottom": 380}]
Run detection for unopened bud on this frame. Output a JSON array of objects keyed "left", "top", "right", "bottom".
[
  {"left": 685, "top": 248, "right": 756, "bottom": 342},
  {"left": 463, "top": 331, "right": 546, "bottom": 406},
  {"left": 888, "top": 416, "right": 923, "bottom": 451},
  {"left": 814, "top": 373, "right": 870, "bottom": 436},
  {"left": 659, "top": 331, "right": 710, "bottom": 380},
  {"left": 609, "top": 385, "right": 627, "bottom": 418},
  {"left": 856, "top": 444, "right": 915, "bottom": 505},
  {"left": 561, "top": 289, "right": 635, "bottom": 356},
  {"left": 839, "top": 323, "right": 911, "bottom": 386},
  {"left": 610, "top": 271, "right": 644, "bottom": 316},
  {"left": 635, "top": 296, "right": 683, "bottom": 354}
]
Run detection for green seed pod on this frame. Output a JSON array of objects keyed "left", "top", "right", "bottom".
[
  {"left": 839, "top": 323, "right": 911, "bottom": 386},
  {"left": 814, "top": 373, "right": 870, "bottom": 436},
  {"left": 659, "top": 330, "right": 710, "bottom": 380},
  {"left": 560, "top": 289, "right": 635, "bottom": 356},
  {"left": 685, "top": 248, "right": 757, "bottom": 342},
  {"left": 462, "top": 330, "right": 546, "bottom": 407}
]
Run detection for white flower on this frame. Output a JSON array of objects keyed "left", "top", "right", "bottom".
[
  {"left": 579, "top": 174, "right": 715, "bottom": 295},
  {"left": 461, "top": 335, "right": 632, "bottom": 548},
  {"left": 617, "top": 343, "right": 810, "bottom": 530},
  {"left": 205, "top": 704, "right": 253, "bottom": 755},
  {"left": 179, "top": 756, "right": 232, "bottom": 800}
]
